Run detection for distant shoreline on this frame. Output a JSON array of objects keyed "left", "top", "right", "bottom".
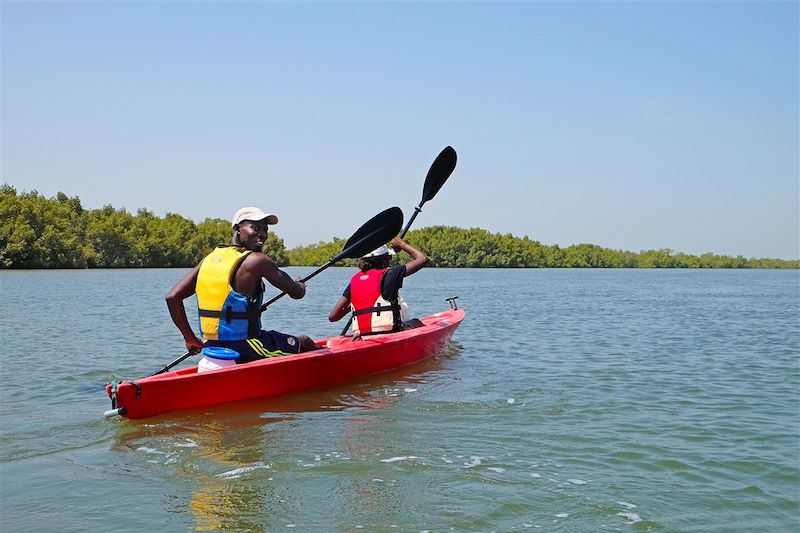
[{"left": 3, "top": 186, "right": 798, "bottom": 269}]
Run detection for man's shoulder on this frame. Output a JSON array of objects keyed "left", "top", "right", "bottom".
[
  {"left": 242, "top": 250, "right": 275, "bottom": 263},
  {"left": 383, "top": 265, "right": 406, "bottom": 284},
  {"left": 388, "top": 264, "right": 406, "bottom": 276},
  {"left": 238, "top": 250, "right": 276, "bottom": 272}
]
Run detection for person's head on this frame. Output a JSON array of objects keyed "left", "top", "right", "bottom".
[
  {"left": 357, "top": 245, "right": 394, "bottom": 271},
  {"left": 231, "top": 207, "right": 279, "bottom": 251}
]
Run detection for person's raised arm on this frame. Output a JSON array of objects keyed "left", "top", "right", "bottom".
[
  {"left": 165, "top": 264, "right": 204, "bottom": 352},
  {"left": 390, "top": 237, "right": 428, "bottom": 276}
]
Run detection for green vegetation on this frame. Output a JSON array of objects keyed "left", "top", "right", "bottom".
[
  {"left": 288, "top": 226, "right": 798, "bottom": 269},
  {"left": 2, "top": 186, "right": 797, "bottom": 269},
  {"left": 401, "top": 227, "right": 797, "bottom": 268},
  {"left": 0, "top": 185, "right": 287, "bottom": 268}
]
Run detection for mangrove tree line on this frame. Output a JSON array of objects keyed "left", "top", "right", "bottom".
[{"left": 2, "top": 186, "right": 797, "bottom": 269}]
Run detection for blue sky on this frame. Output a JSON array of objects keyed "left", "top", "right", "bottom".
[{"left": 3, "top": 2, "right": 798, "bottom": 259}]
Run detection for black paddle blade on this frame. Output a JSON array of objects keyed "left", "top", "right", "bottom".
[
  {"left": 260, "top": 207, "right": 403, "bottom": 311},
  {"left": 421, "top": 146, "right": 457, "bottom": 205},
  {"left": 334, "top": 206, "right": 403, "bottom": 262}
]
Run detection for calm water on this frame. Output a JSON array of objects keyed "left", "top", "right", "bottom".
[{"left": 1, "top": 268, "right": 798, "bottom": 531}]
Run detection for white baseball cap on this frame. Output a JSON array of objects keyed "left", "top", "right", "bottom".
[
  {"left": 361, "top": 245, "right": 396, "bottom": 258},
  {"left": 231, "top": 207, "right": 278, "bottom": 227}
]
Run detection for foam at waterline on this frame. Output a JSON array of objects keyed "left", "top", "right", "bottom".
[
  {"left": 135, "top": 446, "right": 166, "bottom": 454},
  {"left": 617, "top": 511, "right": 641, "bottom": 523},
  {"left": 463, "top": 455, "right": 482, "bottom": 468},
  {"left": 137, "top": 446, "right": 176, "bottom": 462},
  {"left": 217, "top": 462, "right": 271, "bottom": 479},
  {"left": 380, "top": 455, "right": 422, "bottom": 463}
]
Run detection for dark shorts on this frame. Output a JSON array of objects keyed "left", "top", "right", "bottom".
[{"left": 205, "top": 330, "right": 301, "bottom": 364}]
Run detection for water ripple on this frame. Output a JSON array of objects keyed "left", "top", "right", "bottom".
[{"left": 1, "top": 268, "right": 798, "bottom": 531}]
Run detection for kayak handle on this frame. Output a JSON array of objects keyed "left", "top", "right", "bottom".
[{"left": 103, "top": 407, "right": 128, "bottom": 418}]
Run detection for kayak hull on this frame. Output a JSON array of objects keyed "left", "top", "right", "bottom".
[{"left": 107, "top": 309, "right": 464, "bottom": 419}]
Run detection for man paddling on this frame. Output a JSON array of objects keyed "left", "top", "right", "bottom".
[
  {"left": 166, "top": 207, "right": 318, "bottom": 364},
  {"left": 328, "top": 237, "right": 428, "bottom": 338}
]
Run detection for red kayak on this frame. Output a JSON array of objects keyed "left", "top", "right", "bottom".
[{"left": 105, "top": 308, "right": 464, "bottom": 419}]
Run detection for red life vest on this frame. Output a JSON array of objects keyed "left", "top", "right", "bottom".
[{"left": 349, "top": 268, "right": 401, "bottom": 336}]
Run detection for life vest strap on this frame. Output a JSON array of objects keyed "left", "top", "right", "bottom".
[
  {"left": 199, "top": 308, "right": 256, "bottom": 321},
  {"left": 352, "top": 302, "right": 400, "bottom": 317}
]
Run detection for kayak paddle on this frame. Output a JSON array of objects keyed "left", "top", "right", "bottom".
[
  {"left": 340, "top": 146, "right": 458, "bottom": 334},
  {"left": 260, "top": 206, "right": 403, "bottom": 310},
  {"left": 147, "top": 207, "right": 402, "bottom": 378}
]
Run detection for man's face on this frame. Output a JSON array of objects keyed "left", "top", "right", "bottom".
[{"left": 237, "top": 220, "right": 268, "bottom": 251}]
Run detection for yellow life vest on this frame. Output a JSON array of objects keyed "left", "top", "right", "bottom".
[{"left": 196, "top": 246, "right": 263, "bottom": 341}]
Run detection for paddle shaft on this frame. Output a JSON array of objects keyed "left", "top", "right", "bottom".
[
  {"left": 260, "top": 261, "right": 331, "bottom": 309},
  {"left": 151, "top": 348, "right": 197, "bottom": 376},
  {"left": 399, "top": 207, "right": 422, "bottom": 240}
]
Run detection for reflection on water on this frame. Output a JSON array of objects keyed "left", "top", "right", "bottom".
[
  {"left": 187, "top": 420, "right": 272, "bottom": 532},
  {"left": 109, "top": 347, "right": 462, "bottom": 531}
]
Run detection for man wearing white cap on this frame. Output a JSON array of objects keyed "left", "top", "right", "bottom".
[
  {"left": 166, "top": 207, "right": 318, "bottom": 363},
  {"left": 328, "top": 237, "right": 428, "bottom": 337}
]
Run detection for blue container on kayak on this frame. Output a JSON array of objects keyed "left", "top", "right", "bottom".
[{"left": 198, "top": 347, "right": 240, "bottom": 373}]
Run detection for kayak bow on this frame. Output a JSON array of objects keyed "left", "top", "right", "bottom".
[{"left": 106, "top": 308, "right": 464, "bottom": 419}]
